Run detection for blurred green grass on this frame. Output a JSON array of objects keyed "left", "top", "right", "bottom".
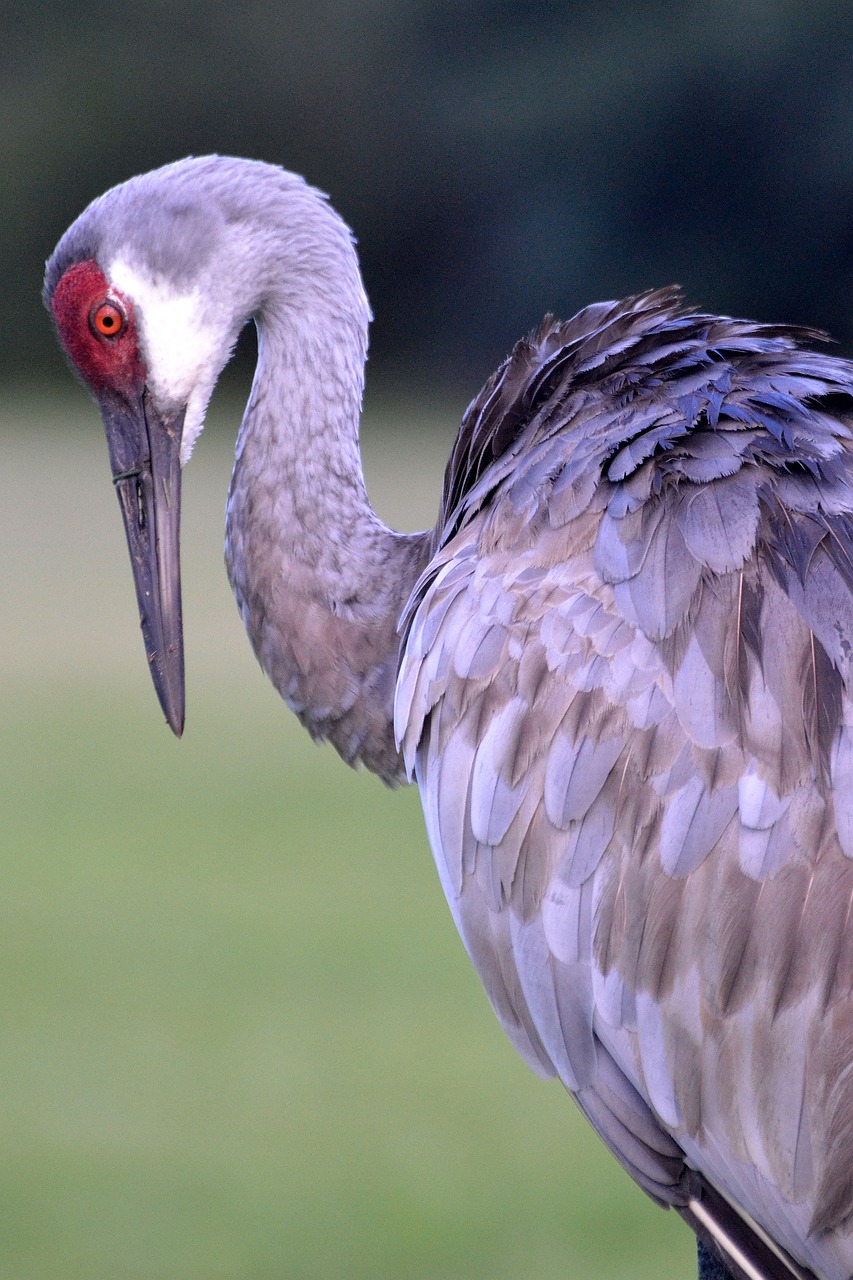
[{"left": 0, "top": 390, "right": 692, "bottom": 1279}]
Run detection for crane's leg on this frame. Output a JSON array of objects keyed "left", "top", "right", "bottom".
[{"left": 697, "top": 1239, "right": 737, "bottom": 1280}]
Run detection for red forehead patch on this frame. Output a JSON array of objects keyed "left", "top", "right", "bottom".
[{"left": 51, "top": 259, "right": 144, "bottom": 396}]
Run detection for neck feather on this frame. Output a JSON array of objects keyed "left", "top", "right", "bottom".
[{"left": 224, "top": 220, "right": 432, "bottom": 782}]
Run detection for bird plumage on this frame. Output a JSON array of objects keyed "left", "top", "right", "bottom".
[
  {"left": 397, "top": 288, "right": 853, "bottom": 1279},
  {"left": 44, "top": 156, "right": 853, "bottom": 1280}
]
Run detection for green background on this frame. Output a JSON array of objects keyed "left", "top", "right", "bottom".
[{"left": 1, "top": 394, "right": 691, "bottom": 1277}]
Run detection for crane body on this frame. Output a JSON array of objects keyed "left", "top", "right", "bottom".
[{"left": 44, "top": 156, "right": 853, "bottom": 1280}]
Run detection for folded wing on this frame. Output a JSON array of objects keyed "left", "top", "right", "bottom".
[{"left": 396, "top": 290, "right": 853, "bottom": 1280}]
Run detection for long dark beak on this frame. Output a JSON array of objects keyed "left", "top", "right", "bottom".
[{"left": 98, "top": 388, "right": 185, "bottom": 736}]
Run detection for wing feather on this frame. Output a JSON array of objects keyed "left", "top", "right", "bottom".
[{"left": 396, "top": 291, "right": 853, "bottom": 1280}]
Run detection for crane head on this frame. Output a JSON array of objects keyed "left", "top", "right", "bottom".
[
  {"left": 43, "top": 158, "right": 247, "bottom": 739},
  {"left": 44, "top": 159, "right": 259, "bottom": 737}
]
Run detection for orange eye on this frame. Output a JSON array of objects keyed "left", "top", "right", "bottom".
[{"left": 90, "top": 300, "right": 126, "bottom": 338}]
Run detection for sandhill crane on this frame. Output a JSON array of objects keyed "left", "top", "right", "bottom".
[{"left": 44, "top": 155, "right": 853, "bottom": 1280}]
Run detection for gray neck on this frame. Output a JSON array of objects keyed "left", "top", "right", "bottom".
[{"left": 224, "top": 227, "right": 432, "bottom": 783}]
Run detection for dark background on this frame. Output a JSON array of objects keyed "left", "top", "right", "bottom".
[{"left": 11, "top": 0, "right": 853, "bottom": 399}]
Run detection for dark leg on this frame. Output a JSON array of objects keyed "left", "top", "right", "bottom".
[{"left": 697, "top": 1239, "right": 738, "bottom": 1280}]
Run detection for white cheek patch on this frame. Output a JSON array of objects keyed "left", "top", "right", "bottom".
[{"left": 107, "top": 257, "right": 230, "bottom": 463}]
